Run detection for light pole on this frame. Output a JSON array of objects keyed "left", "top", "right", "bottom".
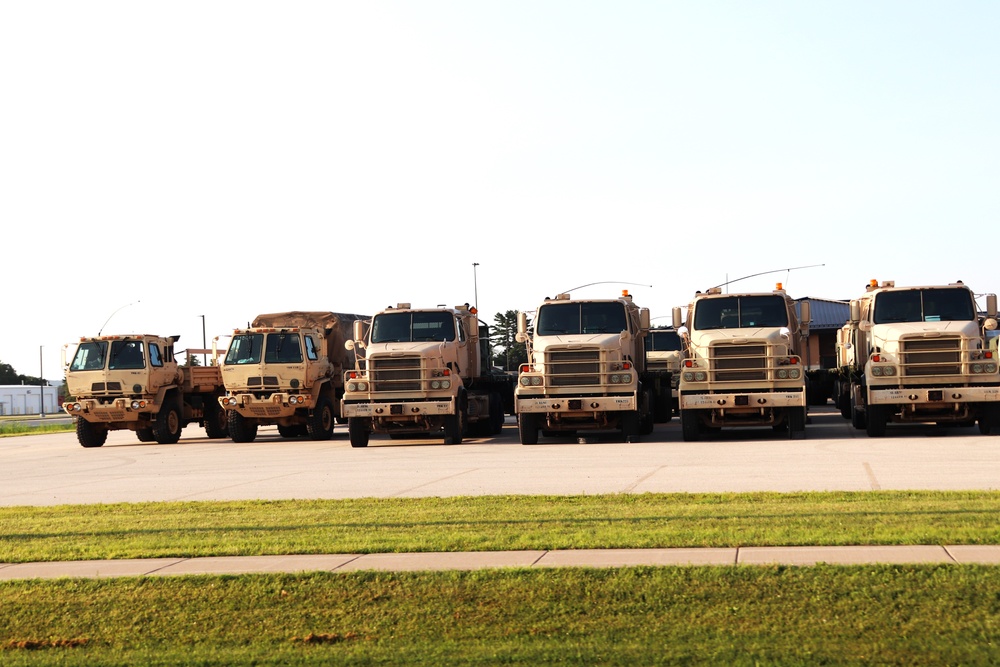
[
  {"left": 472, "top": 263, "right": 480, "bottom": 311},
  {"left": 38, "top": 345, "right": 44, "bottom": 417},
  {"left": 200, "top": 315, "right": 207, "bottom": 366}
]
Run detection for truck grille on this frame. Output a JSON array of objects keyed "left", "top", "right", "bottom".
[
  {"left": 371, "top": 357, "right": 421, "bottom": 391},
  {"left": 248, "top": 376, "right": 280, "bottom": 388},
  {"left": 546, "top": 350, "right": 600, "bottom": 386},
  {"left": 711, "top": 344, "right": 767, "bottom": 382},
  {"left": 900, "top": 337, "right": 962, "bottom": 377},
  {"left": 88, "top": 382, "right": 123, "bottom": 394}
]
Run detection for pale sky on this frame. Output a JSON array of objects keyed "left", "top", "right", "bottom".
[{"left": 2, "top": 2, "right": 998, "bottom": 380}]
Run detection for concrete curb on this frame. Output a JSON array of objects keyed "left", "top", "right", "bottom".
[{"left": 3, "top": 546, "right": 1000, "bottom": 580}]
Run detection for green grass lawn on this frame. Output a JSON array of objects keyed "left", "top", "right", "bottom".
[
  {"left": 4, "top": 469, "right": 1000, "bottom": 664},
  {"left": 2, "top": 491, "right": 1000, "bottom": 563},
  {"left": 3, "top": 566, "right": 1000, "bottom": 666}
]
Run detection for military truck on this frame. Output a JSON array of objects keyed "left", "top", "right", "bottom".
[
  {"left": 645, "top": 327, "right": 682, "bottom": 421},
  {"left": 218, "top": 311, "right": 364, "bottom": 443},
  {"left": 341, "top": 303, "right": 514, "bottom": 447},
  {"left": 834, "top": 280, "right": 1000, "bottom": 437},
  {"left": 514, "top": 290, "right": 666, "bottom": 444},
  {"left": 672, "top": 284, "right": 811, "bottom": 441},
  {"left": 63, "top": 334, "right": 228, "bottom": 447}
]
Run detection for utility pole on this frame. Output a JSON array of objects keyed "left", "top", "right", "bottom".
[{"left": 38, "top": 345, "right": 44, "bottom": 417}]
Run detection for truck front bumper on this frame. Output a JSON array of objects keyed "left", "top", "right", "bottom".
[
  {"left": 220, "top": 394, "right": 313, "bottom": 419},
  {"left": 515, "top": 394, "right": 638, "bottom": 414},
  {"left": 341, "top": 399, "right": 454, "bottom": 419},
  {"left": 868, "top": 385, "right": 1000, "bottom": 406},
  {"left": 680, "top": 390, "right": 806, "bottom": 411},
  {"left": 64, "top": 399, "right": 151, "bottom": 423}
]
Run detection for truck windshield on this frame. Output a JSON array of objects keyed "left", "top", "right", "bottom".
[
  {"left": 70, "top": 341, "right": 108, "bottom": 371},
  {"left": 693, "top": 295, "right": 788, "bottom": 330},
  {"left": 225, "top": 334, "right": 263, "bottom": 365},
  {"left": 370, "top": 312, "right": 456, "bottom": 343},
  {"left": 264, "top": 333, "right": 303, "bottom": 363},
  {"left": 645, "top": 330, "right": 681, "bottom": 352},
  {"left": 108, "top": 341, "right": 146, "bottom": 370},
  {"left": 873, "top": 288, "right": 976, "bottom": 324},
  {"left": 536, "top": 302, "right": 628, "bottom": 335}
]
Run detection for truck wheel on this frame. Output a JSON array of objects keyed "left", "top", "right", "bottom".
[
  {"left": 348, "top": 418, "right": 370, "bottom": 448},
  {"left": 865, "top": 404, "right": 889, "bottom": 438},
  {"left": 850, "top": 394, "right": 867, "bottom": 430},
  {"left": 490, "top": 392, "right": 505, "bottom": 435},
  {"left": 135, "top": 428, "right": 156, "bottom": 443},
  {"left": 621, "top": 411, "right": 642, "bottom": 443},
  {"left": 788, "top": 407, "right": 807, "bottom": 439},
  {"left": 77, "top": 419, "right": 108, "bottom": 448},
  {"left": 153, "top": 401, "right": 182, "bottom": 444},
  {"left": 978, "top": 404, "right": 1000, "bottom": 435},
  {"left": 444, "top": 410, "right": 464, "bottom": 445},
  {"left": 204, "top": 402, "right": 229, "bottom": 439},
  {"left": 307, "top": 396, "right": 335, "bottom": 441},
  {"left": 518, "top": 413, "right": 539, "bottom": 445},
  {"left": 680, "top": 410, "right": 701, "bottom": 442},
  {"left": 228, "top": 411, "right": 258, "bottom": 443}
]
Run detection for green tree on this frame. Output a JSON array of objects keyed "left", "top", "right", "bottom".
[
  {"left": 491, "top": 310, "right": 529, "bottom": 371},
  {"left": 0, "top": 359, "right": 43, "bottom": 386}
]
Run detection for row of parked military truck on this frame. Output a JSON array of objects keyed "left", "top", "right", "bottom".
[{"left": 62, "top": 279, "right": 1000, "bottom": 448}]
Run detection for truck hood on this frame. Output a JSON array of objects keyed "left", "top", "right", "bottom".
[
  {"left": 534, "top": 333, "right": 623, "bottom": 349},
  {"left": 690, "top": 327, "right": 792, "bottom": 349},
  {"left": 872, "top": 320, "right": 979, "bottom": 352},
  {"left": 367, "top": 341, "right": 448, "bottom": 356}
]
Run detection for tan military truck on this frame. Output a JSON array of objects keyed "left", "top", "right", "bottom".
[
  {"left": 672, "top": 284, "right": 811, "bottom": 441},
  {"left": 63, "top": 334, "right": 228, "bottom": 447},
  {"left": 514, "top": 290, "right": 666, "bottom": 444},
  {"left": 342, "top": 303, "right": 514, "bottom": 447},
  {"left": 834, "top": 280, "right": 1000, "bottom": 436},
  {"left": 645, "top": 327, "right": 682, "bottom": 421},
  {"left": 218, "top": 311, "right": 364, "bottom": 443}
]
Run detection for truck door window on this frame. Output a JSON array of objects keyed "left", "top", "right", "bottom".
[
  {"left": 304, "top": 335, "right": 319, "bottom": 361},
  {"left": 225, "top": 334, "right": 263, "bottom": 365},
  {"left": 109, "top": 341, "right": 145, "bottom": 370},
  {"left": 265, "top": 333, "right": 303, "bottom": 363},
  {"left": 70, "top": 341, "right": 108, "bottom": 371},
  {"left": 149, "top": 344, "right": 163, "bottom": 367}
]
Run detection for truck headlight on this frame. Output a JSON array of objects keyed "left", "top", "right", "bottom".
[
  {"left": 777, "top": 369, "right": 788, "bottom": 379},
  {"left": 788, "top": 369, "right": 801, "bottom": 379}
]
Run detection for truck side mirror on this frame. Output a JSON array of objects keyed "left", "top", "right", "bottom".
[
  {"left": 989, "top": 294, "right": 997, "bottom": 318},
  {"left": 515, "top": 311, "right": 529, "bottom": 344},
  {"left": 672, "top": 307, "right": 683, "bottom": 330},
  {"left": 639, "top": 309, "right": 650, "bottom": 330},
  {"left": 353, "top": 320, "right": 365, "bottom": 344},
  {"left": 850, "top": 300, "right": 860, "bottom": 323},
  {"left": 799, "top": 301, "right": 810, "bottom": 337}
]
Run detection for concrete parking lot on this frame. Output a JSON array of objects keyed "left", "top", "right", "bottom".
[{"left": 2, "top": 406, "right": 999, "bottom": 507}]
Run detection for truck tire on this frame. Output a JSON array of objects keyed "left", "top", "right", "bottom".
[
  {"left": 153, "top": 401, "right": 182, "bottom": 445},
  {"left": 621, "top": 410, "right": 642, "bottom": 443},
  {"left": 306, "top": 396, "right": 335, "bottom": 441},
  {"left": 865, "top": 404, "right": 889, "bottom": 438},
  {"left": 228, "top": 411, "right": 258, "bottom": 443},
  {"left": 788, "top": 407, "right": 807, "bottom": 439},
  {"left": 77, "top": 419, "right": 108, "bottom": 448},
  {"left": 204, "top": 402, "right": 229, "bottom": 439},
  {"left": 518, "top": 413, "right": 539, "bottom": 445},
  {"left": 680, "top": 410, "right": 701, "bottom": 442},
  {"left": 979, "top": 404, "right": 1000, "bottom": 435},
  {"left": 490, "top": 392, "right": 505, "bottom": 435},
  {"left": 348, "top": 418, "right": 370, "bottom": 448},
  {"left": 135, "top": 428, "right": 156, "bottom": 443},
  {"left": 444, "top": 410, "right": 464, "bottom": 445},
  {"left": 850, "top": 394, "right": 867, "bottom": 430}
]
